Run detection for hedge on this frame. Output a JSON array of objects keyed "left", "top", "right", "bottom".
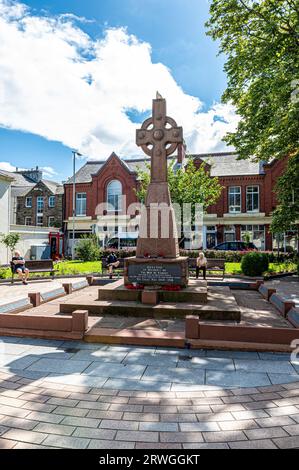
[{"left": 100, "top": 249, "right": 296, "bottom": 263}]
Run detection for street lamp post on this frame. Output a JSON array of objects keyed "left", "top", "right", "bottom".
[{"left": 71, "top": 150, "right": 82, "bottom": 260}]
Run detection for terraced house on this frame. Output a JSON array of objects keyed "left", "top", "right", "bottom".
[
  {"left": 10, "top": 167, "right": 64, "bottom": 229},
  {"left": 64, "top": 148, "right": 296, "bottom": 254}
]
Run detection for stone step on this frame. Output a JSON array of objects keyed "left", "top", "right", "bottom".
[
  {"left": 189, "top": 338, "right": 293, "bottom": 353},
  {"left": 98, "top": 279, "right": 208, "bottom": 304},
  {"left": 84, "top": 327, "right": 185, "bottom": 348},
  {"left": 60, "top": 298, "right": 240, "bottom": 321}
]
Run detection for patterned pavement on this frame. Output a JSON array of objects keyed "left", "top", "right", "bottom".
[{"left": 1, "top": 336, "right": 299, "bottom": 449}]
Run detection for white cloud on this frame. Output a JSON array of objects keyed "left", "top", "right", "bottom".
[
  {"left": 41, "top": 166, "right": 58, "bottom": 179},
  {"left": 0, "top": 161, "right": 16, "bottom": 172},
  {"left": 0, "top": 0, "right": 239, "bottom": 162}
]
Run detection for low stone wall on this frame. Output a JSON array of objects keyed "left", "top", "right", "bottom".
[
  {"left": 185, "top": 317, "right": 299, "bottom": 346},
  {"left": 287, "top": 307, "right": 299, "bottom": 328},
  {"left": 269, "top": 293, "right": 295, "bottom": 317},
  {"left": 0, "top": 310, "right": 88, "bottom": 340}
]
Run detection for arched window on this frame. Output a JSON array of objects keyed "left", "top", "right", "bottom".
[{"left": 107, "top": 180, "right": 122, "bottom": 212}]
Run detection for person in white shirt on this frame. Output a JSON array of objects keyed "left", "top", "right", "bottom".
[{"left": 196, "top": 252, "right": 207, "bottom": 280}]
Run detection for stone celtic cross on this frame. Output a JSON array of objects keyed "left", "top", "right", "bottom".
[{"left": 136, "top": 92, "right": 183, "bottom": 183}]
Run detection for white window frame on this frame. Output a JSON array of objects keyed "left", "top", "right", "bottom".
[
  {"left": 76, "top": 193, "right": 87, "bottom": 217},
  {"left": 228, "top": 186, "right": 241, "bottom": 213},
  {"left": 48, "top": 216, "right": 55, "bottom": 227},
  {"left": 48, "top": 196, "right": 55, "bottom": 208},
  {"left": 246, "top": 186, "right": 260, "bottom": 213},
  {"left": 36, "top": 196, "right": 44, "bottom": 212},
  {"left": 241, "top": 225, "right": 265, "bottom": 250},
  {"left": 25, "top": 196, "right": 32, "bottom": 208},
  {"left": 224, "top": 225, "right": 236, "bottom": 242},
  {"left": 25, "top": 216, "right": 32, "bottom": 226},
  {"left": 36, "top": 215, "right": 43, "bottom": 226},
  {"left": 107, "top": 180, "right": 122, "bottom": 213}
]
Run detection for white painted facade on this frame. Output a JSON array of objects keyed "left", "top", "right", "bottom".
[
  {"left": 9, "top": 224, "right": 59, "bottom": 260},
  {"left": 0, "top": 173, "right": 13, "bottom": 265}
]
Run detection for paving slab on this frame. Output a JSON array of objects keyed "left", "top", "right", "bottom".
[
  {"left": 26, "top": 358, "right": 92, "bottom": 374},
  {"left": 2, "top": 336, "right": 299, "bottom": 449},
  {"left": 82, "top": 362, "right": 146, "bottom": 380},
  {"left": 142, "top": 367, "right": 205, "bottom": 385},
  {"left": 234, "top": 359, "right": 297, "bottom": 374},
  {"left": 206, "top": 371, "right": 271, "bottom": 388}
]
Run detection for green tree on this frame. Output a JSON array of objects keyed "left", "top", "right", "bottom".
[
  {"left": 271, "top": 154, "right": 299, "bottom": 233},
  {"left": 135, "top": 158, "right": 222, "bottom": 210},
  {"left": 206, "top": 0, "right": 299, "bottom": 229},
  {"left": 75, "top": 235, "right": 102, "bottom": 262},
  {"left": 0, "top": 233, "right": 20, "bottom": 257}
]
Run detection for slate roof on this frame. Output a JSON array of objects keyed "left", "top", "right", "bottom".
[
  {"left": 0, "top": 169, "right": 63, "bottom": 196},
  {"left": 66, "top": 152, "right": 264, "bottom": 184},
  {"left": 0, "top": 170, "right": 15, "bottom": 181}
]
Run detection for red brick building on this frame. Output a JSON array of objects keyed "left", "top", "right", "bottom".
[{"left": 64, "top": 149, "right": 293, "bottom": 254}]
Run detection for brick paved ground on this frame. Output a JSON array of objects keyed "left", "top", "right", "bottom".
[{"left": 1, "top": 337, "right": 299, "bottom": 449}]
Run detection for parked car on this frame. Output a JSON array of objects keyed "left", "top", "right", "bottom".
[
  {"left": 106, "top": 233, "right": 138, "bottom": 250},
  {"left": 214, "top": 241, "right": 257, "bottom": 251}
]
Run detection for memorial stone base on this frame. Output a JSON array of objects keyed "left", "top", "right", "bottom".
[{"left": 124, "top": 256, "right": 189, "bottom": 288}]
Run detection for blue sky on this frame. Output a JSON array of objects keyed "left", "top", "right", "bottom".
[{"left": 0, "top": 0, "right": 233, "bottom": 182}]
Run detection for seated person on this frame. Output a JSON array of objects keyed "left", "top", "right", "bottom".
[
  {"left": 106, "top": 250, "right": 120, "bottom": 279},
  {"left": 12, "top": 250, "right": 29, "bottom": 285},
  {"left": 196, "top": 252, "right": 207, "bottom": 280}
]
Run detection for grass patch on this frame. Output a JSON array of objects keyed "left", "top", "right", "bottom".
[
  {"left": 56, "top": 260, "right": 102, "bottom": 276},
  {"left": 0, "top": 260, "right": 103, "bottom": 279},
  {"left": 0, "top": 260, "right": 296, "bottom": 280}
]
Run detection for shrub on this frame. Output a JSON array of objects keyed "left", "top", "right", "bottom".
[
  {"left": 0, "top": 267, "right": 9, "bottom": 279},
  {"left": 241, "top": 252, "right": 269, "bottom": 277},
  {"left": 75, "top": 236, "right": 102, "bottom": 262}
]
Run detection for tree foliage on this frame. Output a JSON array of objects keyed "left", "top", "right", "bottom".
[
  {"left": 206, "top": 0, "right": 299, "bottom": 229},
  {"left": 271, "top": 153, "right": 299, "bottom": 232},
  {"left": 75, "top": 235, "right": 102, "bottom": 262},
  {"left": 135, "top": 159, "right": 223, "bottom": 210},
  {"left": 0, "top": 233, "right": 20, "bottom": 256}
]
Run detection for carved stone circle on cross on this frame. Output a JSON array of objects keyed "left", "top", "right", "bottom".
[{"left": 136, "top": 93, "right": 183, "bottom": 183}]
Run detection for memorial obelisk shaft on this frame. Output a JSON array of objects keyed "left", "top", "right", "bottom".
[{"left": 124, "top": 94, "right": 189, "bottom": 287}]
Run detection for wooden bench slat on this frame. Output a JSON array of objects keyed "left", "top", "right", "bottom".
[
  {"left": 188, "top": 258, "right": 225, "bottom": 279},
  {"left": 10, "top": 259, "right": 56, "bottom": 283}
]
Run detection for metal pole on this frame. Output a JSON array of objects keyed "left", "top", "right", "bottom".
[{"left": 72, "top": 151, "right": 76, "bottom": 260}]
